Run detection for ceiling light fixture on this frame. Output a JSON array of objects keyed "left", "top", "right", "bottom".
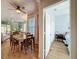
[{"left": 16, "top": 9, "right": 21, "bottom": 13}]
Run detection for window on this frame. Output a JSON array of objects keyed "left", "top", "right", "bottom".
[
  {"left": 6, "top": 25, "right": 10, "bottom": 34},
  {"left": 29, "top": 17, "right": 35, "bottom": 35},
  {"left": 1, "top": 24, "right": 6, "bottom": 34},
  {"left": 23, "top": 23, "right": 27, "bottom": 32}
]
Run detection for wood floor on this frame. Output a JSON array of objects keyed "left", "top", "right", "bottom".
[
  {"left": 1, "top": 39, "right": 38, "bottom": 59},
  {"left": 2, "top": 39, "right": 70, "bottom": 59},
  {"left": 46, "top": 40, "right": 70, "bottom": 59}
]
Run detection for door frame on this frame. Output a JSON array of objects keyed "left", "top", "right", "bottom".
[{"left": 43, "top": 0, "right": 71, "bottom": 59}]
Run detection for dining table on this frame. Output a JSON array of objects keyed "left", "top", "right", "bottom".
[
  {"left": 13, "top": 32, "right": 35, "bottom": 51},
  {"left": 13, "top": 33, "right": 26, "bottom": 44}
]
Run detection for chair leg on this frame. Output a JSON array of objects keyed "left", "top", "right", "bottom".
[
  {"left": 21, "top": 45, "right": 23, "bottom": 51},
  {"left": 24, "top": 47, "right": 27, "bottom": 54},
  {"left": 31, "top": 45, "right": 32, "bottom": 52},
  {"left": 16, "top": 45, "right": 19, "bottom": 52},
  {"left": 33, "top": 39, "right": 35, "bottom": 51}
]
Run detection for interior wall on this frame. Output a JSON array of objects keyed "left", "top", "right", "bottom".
[{"left": 55, "top": 13, "right": 70, "bottom": 34}]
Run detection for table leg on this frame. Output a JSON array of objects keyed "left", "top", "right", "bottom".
[{"left": 33, "top": 37, "right": 35, "bottom": 51}]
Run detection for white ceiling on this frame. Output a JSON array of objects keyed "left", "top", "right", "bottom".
[
  {"left": 52, "top": 1, "right": 70, "bottom": 16},
  {"left": 45, "top": 0, "right": 70, "bottom": 16},
  {"left": 1, "top": 0, "right": 38, "bottom": 22}
]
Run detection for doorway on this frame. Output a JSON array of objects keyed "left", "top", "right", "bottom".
[{"left": 43, "top": 0, "right": 71, "bottom": 59}]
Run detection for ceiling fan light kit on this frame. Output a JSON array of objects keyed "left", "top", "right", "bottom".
[
  {"left": 9, "top": 1, "right": 26, "bottom": 14},
  {"left": 16, "top": 9, "right": 21, "bottom": 13}
]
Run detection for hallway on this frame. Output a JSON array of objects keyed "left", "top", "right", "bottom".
[{"left": 46, "top": 40, "right": 69, "bottom": 59}]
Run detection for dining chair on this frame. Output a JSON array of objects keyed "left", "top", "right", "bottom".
[
  {"left": 21, "top": 37, "right": 33, "bottom": 54},
  {"left": 10, "top": 34, "right": 13, "bottom": 47},
  {"left": 10, "top": 35, "right": 19, "bottom": 53},
  {"left": 27, "top": 34, "right": 35, "bottom": 50}
]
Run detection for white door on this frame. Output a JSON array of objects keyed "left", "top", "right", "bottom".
[
  {"left": 50, "top": 13, "right": 55, "bottom": 43},
  {"left": 44, "top": 12, "right": 51, "bottom": 57}
]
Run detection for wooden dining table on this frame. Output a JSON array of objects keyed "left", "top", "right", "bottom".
[
  {"left": 13, "top": 32, "right": 35, "bottom": 51},
  {"left": 13, "top": 33, "right": 26, "bottom": 44}
]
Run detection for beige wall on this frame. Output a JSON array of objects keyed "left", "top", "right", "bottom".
[
  {"left": 38, "top": 3, "right": 44, "bottom": 59},
  {"left": 38, "top": 0, "right": 77, "bottom": 59},
  {"left": 71, "top": 0, "right": 77, "bottom": 59},
  {"left": 35, "top": 14, "right": 39, "bottom": 44}
]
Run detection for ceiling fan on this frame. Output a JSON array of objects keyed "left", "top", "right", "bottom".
[{"left": 8, "top": 1, "right": 26, "bottom": 14}]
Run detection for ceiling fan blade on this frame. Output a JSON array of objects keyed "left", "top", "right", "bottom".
[
  {"left": 8, "top": 2, "right": 17, "bottom": 9},
  {"left": 8, "top": 9, "right": 16, "bottom": 10},
  {"left": 8, "top": 1, "right": 26, "bottom": 14},
  {"left": 8, "top": 1, "right": 20, "bottom": 9},
  {"left": 20, "top": 9, "right": 26, "bottom": 14}
]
